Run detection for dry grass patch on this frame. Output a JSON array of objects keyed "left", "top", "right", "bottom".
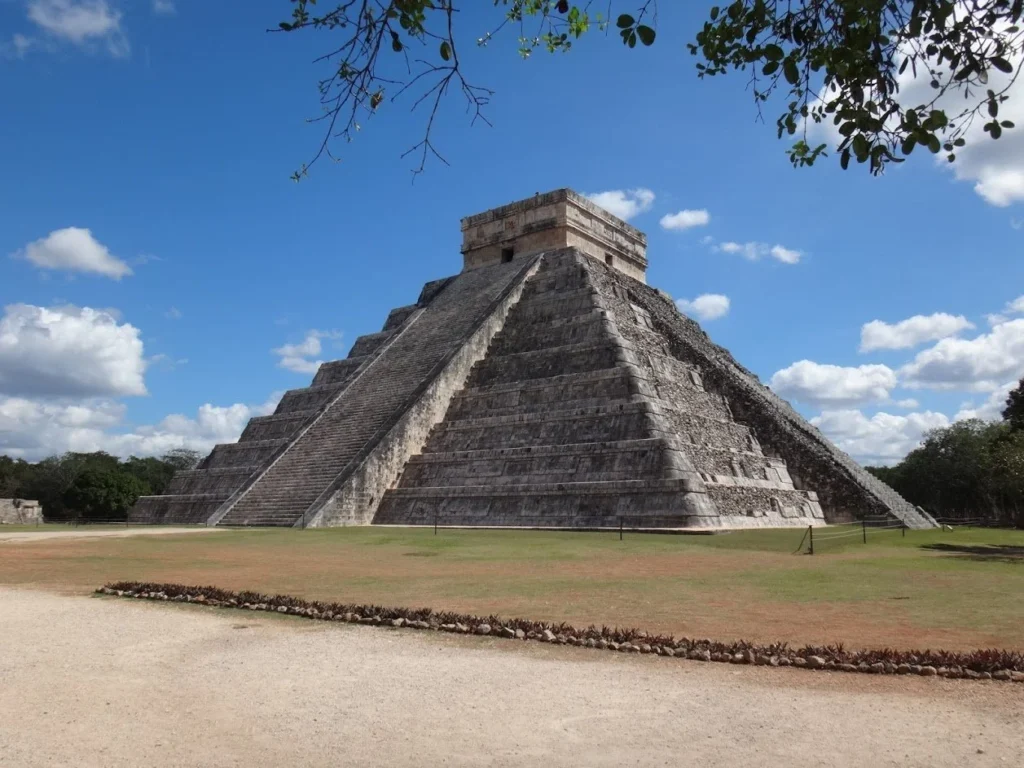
[{"left": 2, "top": 525, "right": 1022, "bottom": 650}]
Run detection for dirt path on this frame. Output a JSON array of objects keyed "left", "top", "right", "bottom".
[
  {"left": 0, "top": 527, "right": 225, "bottom": 543},
  {"left": 0, "top": 588, "right": 1020, "bottom": 768}
]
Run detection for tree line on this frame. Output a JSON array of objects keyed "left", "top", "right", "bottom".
[
  {"left": 867, "top": 379, "right": 1024, "bottom": 527},
  {"left": 0, "top": 449, "right": 201, "bottom": 522}
]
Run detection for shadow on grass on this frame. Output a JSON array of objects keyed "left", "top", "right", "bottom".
[{"left": 921, "top": 543, "right": 1024, "bottom": 563}]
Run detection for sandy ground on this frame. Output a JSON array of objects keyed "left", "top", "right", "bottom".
[
  {"left": 0, "top": 527, "right": 224, "bottom": 543},
  {"left": 1, "top": 589, "right": 1021, "bottom": 767}
]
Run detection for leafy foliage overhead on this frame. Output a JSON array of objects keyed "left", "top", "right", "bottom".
[{"left": 277, "top": 0, "right": 1022, "bottom": 177}]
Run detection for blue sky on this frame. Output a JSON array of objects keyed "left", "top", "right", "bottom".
[{"left": 1, "top": 0, "right": 1023, "bottom": 464}]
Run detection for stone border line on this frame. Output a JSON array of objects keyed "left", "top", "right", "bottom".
[{"left": 97, "top": 582, "right": 1024, "bottom": 683}]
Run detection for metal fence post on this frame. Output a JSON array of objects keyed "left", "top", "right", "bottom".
[
  {"left": 902, "top": 522, "right": 906, "bottom": 538},
  {"left": 619, "top": 517, "right": 623, "bottom": 541},
  {"left": 862, "top": 520, "right": 867, "bottom": 544},
  {"left": 808, "top": 525, "right": 814, "bottom": 555},
  {"left": 434, "top": 509, "right": 438, "bottom": 536}
]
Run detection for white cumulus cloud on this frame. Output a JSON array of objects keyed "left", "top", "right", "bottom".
[
  {"left": 769, "top": 360, "right": 898, "bottom": 407},
  {"left": 26, "top": 0, "right": 128, "bottom": 56},
  {"left": 273, "top": 329, "right": 342, "bottom": 375},
  {"left": 676, "top": 294, "right": 730, "bottom": 321},
  {"left": 812, "top": 408, "right": 950, "bottom": 465},
  {"left": 0, "top": 393, "right": 281, "bottom": 461},
  {"left": 716, "top": 241, "right": 802, "bottom": 264},
  {"left": 14, "top": 227, "right": 132, "bottom": 279},
  {"left": 659, "top": 209, "right": 710, "bottom": 231},
  {"left": 988, "top": 294, "right": 1024, "bottom": 326},
  {"left": 859, "top": 312, "right": 974, "bottom": 352},
  {"left": 810, "top": 15, "right": 1024, "bottom": 207},
  {"left": 954, "top": 381, "right": 1016, "bottom": 422},
  {"left": 899, "top": 319, "right": 1024, "bottom": 391},
  {"left": 152, "top": 0, "right": 175, "bottom": 13},
  {"left": 0, "top": 303, "right": 146, "bottom": 398},
  {"left": 584, "top": 188, "right": 655, "bottom": 221},
  {"left": 769, "top": 245, "right": 801, "bottom": 264}
]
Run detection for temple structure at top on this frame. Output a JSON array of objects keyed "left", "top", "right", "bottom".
[{"left": 460, "top": 189, "right": 648, "bottom": 282}]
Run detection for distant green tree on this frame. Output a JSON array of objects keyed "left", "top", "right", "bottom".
[
  {"left": 62, "top": 469, "right": 147, "bottom": 521},
  {"left": 0, "top": 450, "right": 203, "bottom": 521},
  {"left": 869, "top": 419, "right": 1024, "bottom": 526},
  {"left": 1003, "top": 378, "right": 1024, "bottom": 431},
  {"left": 162, "top": 449, "right": 202, "bottom": 472}
]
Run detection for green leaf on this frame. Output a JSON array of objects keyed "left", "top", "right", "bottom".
[
  {"left": 439, "top": 41, "right": 451, "bottom": 61},
  {"left": 764, "top": 44, "right": 783, "bottom": 61},
  {"left": 852, "top": 134, "right": 868, "bottom": 160},
  {"left": 840, "top": 148, "right": 851, "bottom": 170},
  {"left": 710, "top": 6, "right": 719, "bottom": 20},
  {"left": 636, "top": 25, "right": 656, "bottom": 46},
  {"left": 783, "top": 58, "right": 799, "bottom": 85},
  {"left": 762, "top": 61, "right": 779, "bottom": 76},
  {"left": 992, "top": 57, "right": 1014, "bottom": 73},
  {"left": 627, "top": 30, "right": 637, "bottom": 48},
  {"left": 616, "top": 14, "right": 634, "bottom": 28}
]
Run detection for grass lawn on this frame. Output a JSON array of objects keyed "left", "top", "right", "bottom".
[{"left": 2, "top": 523, "right": 1022, "bottom": 651}]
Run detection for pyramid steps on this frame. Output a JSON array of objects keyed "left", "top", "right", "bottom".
[
  {"left": 445, "top": 393, "right": 645, "bottom": 422},
  {"left": 127, "top": 293, "right": 401, "bottom": 525},
  {"left": 349, "top": 330, "right": 395, "bottom": 357},
  {"left": 214, "top": 257, "right": 539, "bottom": 528},
  {"left": 397, "top": 438, "right": 669, "bottom": 487},
  {"left": 374, "top": 478, "right": 712, "bottom": 528},
  {"left": 275, "top": 383, "right": 350, "bottom": 415},
  {"left": 376, "top": 252, "right": 714, "bottom": 527},
  {"left": 239, "top": 411, "right": 317, "bottom": 442},
  {"left": 487, "top": 311, "right": 607, "bottom": 355},
  {"left": 449, "top": 367, "right": 635, "bottom": 414},
  {"left": 165, "top": 466, "right": 259, "bottom": 495},
  {"left": 204, "top": 439, "right": 289, "bottom": 469},
  {"left": 466, "top": 341, "right": 625, "bottom": 388},
  {"left": 311, "top": 356, "right": 368, "bottom": 387}
]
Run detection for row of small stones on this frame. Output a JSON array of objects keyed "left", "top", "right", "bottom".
[{"left": 97, "top": 587, "right": 1024, "bottom": 683}]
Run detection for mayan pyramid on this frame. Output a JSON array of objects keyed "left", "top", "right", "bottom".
[{"left": 130, "top": 189, "right": 936, "bottom": 530}]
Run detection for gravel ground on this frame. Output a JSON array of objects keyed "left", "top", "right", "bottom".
[
  {"left": 0, "top": 527, "right": 224, "bottom": 543},
  {"left": 0, "top": 588, "right": 1020, "bottom": 768}
]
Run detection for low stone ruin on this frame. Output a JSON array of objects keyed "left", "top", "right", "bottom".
[{"left": 0, "top": 499, "right": 42, "bottom": 525}]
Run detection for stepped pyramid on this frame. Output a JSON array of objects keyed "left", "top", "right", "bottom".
[{"left": 131, "top": 189, "right": 935, "bottom": 530}]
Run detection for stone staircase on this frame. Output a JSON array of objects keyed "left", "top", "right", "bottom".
[
  {"left": 211, "top": 258, "right": 537, "bottom": 527},
  {"left": 128, "top": 310, "right": 413, "bottom": 525},
  {"left": 375, "top": 254, "right": 707, "bottom": 527},
  {"left": 375, "top": 252, "right": 823, "bottom": 528}
]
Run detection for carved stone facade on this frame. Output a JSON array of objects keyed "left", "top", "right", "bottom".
[
  {"left": 0, "top": 499, "right": 42, "bottom": 524},
  {"left": 461, "top": 189, "right": 648, "bottom": 282},
  {"left": 131, "top": 190, "right": 935, "bottom": 530}
]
